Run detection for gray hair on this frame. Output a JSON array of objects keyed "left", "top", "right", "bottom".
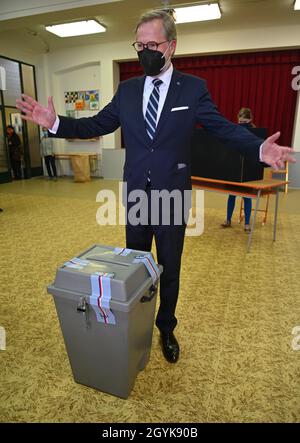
[{"left": 135, "top": 9, "right": 177, "bottom": 41}]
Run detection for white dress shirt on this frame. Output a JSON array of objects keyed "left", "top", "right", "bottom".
[{"left": 143, "top": 63, "right": 173, "bottom": 123}]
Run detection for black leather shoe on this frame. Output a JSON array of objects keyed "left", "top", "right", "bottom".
[{"left": 160, "top": 332, "right": 180, "bottom": 363}]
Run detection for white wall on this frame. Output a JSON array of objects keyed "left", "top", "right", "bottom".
[
  {"left": 45, "top": 43, "right": 123, "bottom": 150},
  {"left": 52, "top": 62, "right": 102, "bottom": 175}
]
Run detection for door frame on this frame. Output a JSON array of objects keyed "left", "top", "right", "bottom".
[{"left": 0, "top": 55, "right": 43, "bottom": 182}]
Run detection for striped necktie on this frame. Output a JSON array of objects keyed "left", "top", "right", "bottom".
[{"left": 145, "top": 78, "right": 163, "bottom": 140}]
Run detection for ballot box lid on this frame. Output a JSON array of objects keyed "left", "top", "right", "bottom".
[{"left": 48, "top": 244, "right": 161, "bottom": 304}]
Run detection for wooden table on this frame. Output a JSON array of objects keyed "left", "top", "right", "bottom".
[
  {"left": 55, "top": 153, "right": 98, "bottom": 182},
  {"left": 191, "top": 176, "right": 288, "bottom": 252}
]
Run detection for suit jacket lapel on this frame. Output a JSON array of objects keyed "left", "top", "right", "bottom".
[{"left": 152, "top": 69, "right": 184, "bottom": 143}]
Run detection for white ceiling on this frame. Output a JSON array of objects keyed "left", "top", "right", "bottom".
[
  {"left": 0, "top": 0, "right": 299, "bottom": 54},
  {"left": 0, "top": 0, "right": 122, "bottom": 20}
]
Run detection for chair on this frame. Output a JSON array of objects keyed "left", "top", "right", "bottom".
[
  {"left": 238, "top": 167, "right": 272, "bottom": 226},
  {"left": 239, "top": 195, "right": 270, "bottom": 226}
]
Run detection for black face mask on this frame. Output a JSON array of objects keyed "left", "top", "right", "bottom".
[{"left": 138, "top": 48, "right": 168, "bottom": 76}]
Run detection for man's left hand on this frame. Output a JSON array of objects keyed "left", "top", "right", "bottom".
[{"left": 261, "top": 131, "right": 296, "bottom": 170}]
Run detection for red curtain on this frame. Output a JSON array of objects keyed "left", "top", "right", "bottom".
[{"left": 119, "top": 49, "right": 300, "bottom": 146}]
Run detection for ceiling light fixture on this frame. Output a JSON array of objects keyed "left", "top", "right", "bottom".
[
  {"left": 45, "top": 19, "right": 106, "bottom": 37},
  {"left": 174, "top": 3, "right": 221, "bottom": 23}
]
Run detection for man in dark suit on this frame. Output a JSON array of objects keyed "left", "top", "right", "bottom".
[{"left": 16, "top": 10, "right": 295, "bottom": 364}]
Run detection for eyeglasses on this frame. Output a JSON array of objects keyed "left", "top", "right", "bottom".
[{"left": 132, "top": 41, "right": 169, "bottom": 52}]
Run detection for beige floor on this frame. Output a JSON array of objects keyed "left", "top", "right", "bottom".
[{"left": 0, "top": 177, "right": 300, "bottom": 423}]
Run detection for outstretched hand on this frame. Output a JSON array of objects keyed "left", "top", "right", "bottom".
[
  {"left": 16, "top": 94, "right": 56, "bottom": 129},
  {"left": 261, "top": 131, "right": 296, "bottom": 170}
]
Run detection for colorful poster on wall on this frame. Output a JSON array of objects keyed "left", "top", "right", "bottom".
[
  {"left": 64, "top": 90, "right": 100, "bottom": 113},
  {"left": 65, "top": 91, "right": 77, "bottom": 110},
  {"left": 75, "top": 92, "right": 85, "bottom": 110},
  {"left": 85, "top": 90, "right": 100, "bottom": 110}
]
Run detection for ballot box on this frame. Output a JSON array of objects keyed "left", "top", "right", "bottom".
[{"left": 47, "top": 244, "right": 162, "bottom": 399}]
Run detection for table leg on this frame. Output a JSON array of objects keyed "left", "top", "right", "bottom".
[
  {"left": 273, "top": 188, "right": 279, "bottom": 242},
  {"left": 247, "top": 190, "right": 261, "bottom": 253}
]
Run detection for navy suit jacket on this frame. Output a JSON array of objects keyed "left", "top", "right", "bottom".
[{"left": 53, "top": 68, "right": 263, "bottom": 194}]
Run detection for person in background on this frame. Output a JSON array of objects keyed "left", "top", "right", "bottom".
[
  {"left": 237, "top": 107, "right": 256, "bottom": 129},
  {"left": 221, "top": 108, "right": 256, "bottom": 233},
  {"left": 7, "top": 125, "right": 22, "bottom": 180},
  {"left": 40, "top": 126, "right": 57, "bottom": 180}
]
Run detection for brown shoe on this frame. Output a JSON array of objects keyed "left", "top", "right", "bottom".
[{"left": 221, "top": 221, "right": 232, "bottom": 228}]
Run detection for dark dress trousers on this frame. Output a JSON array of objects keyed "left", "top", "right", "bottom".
[{"left": 51, "top": 69, "right": 263, "bottom": 334}]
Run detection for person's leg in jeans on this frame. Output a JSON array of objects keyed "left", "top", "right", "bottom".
[
  {"left": 221, "top": 195, "right": 236, "bottom": 227},
  {"left": 243, "top": 197, "right": 252, "bottom": 232}
]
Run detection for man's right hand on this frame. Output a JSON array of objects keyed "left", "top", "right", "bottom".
[{"left": 16, "top": 95, "right": 56, "bottom": 129}]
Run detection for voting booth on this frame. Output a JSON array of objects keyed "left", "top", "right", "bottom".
[
  {"left": 191, "top": 128, "right": 267, "bottom": 182},
  {"left": 47, "top": 244, "right": 162, "bottom": 399}
]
